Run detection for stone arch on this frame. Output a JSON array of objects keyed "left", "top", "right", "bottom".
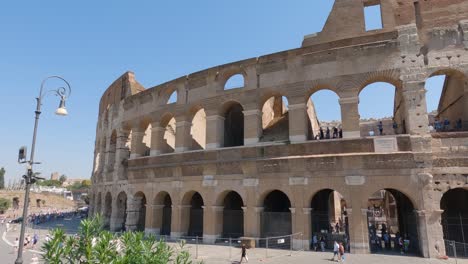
[
  {"left": 426, "top": 68, "right": 468, "bottom": 132},
  {"left": 365, "top": 188, "right": 420, "bottom": 255},
  {"left": 440, "top": 188, "right": 468, "bottom": 249},
  {"left": 133, "top": 191, "right": 147, "bottom": 232},
  {"left": 220, "top": 101, "right": 244, "bottom": 147},
  {"left": 153, "top": 191, "right": 173, "bottom": 236},
  {"left": 358, "top": 81, "right": 399, "bottom": 136},
  {"left": 189, "top": 105, "right": 207, "bottom": 150},
  {"left": 310, "top": 188, "right": 349, "bottom": 246},
  {"left": 95, "top": 192, "right": 102, "bottom": 217},
  {"left": 221, "top": 69, "right": 247, "bottom": 90},
  {"left": 181, "top": 191, "right": 205, "bottom": 236},
  {"left": 159, "top": 113, "right": 176, "bottom": 153},
  {"left": 115, "top": 191, "right": 128, "bottom": 232},
  {"left": 216, "top": 190, "right": 245, "bottom": 238},
  {"left": 261, "top": 190, "right": 292, "bottom": 238},
  {"left": 159, "top": 86, "right": 178, "bottom": 105},
  {"left": 103, "top": 192, "right": 112, "bottom": 229},
  {"left": 307, "top": 88, "right": 342, "bottom": 140},
  {"left": 260, "top": 92, "right": 290, "bottom": 142},
  {"left": 357, "top": 71, "right": 403, "bottom": 94}
]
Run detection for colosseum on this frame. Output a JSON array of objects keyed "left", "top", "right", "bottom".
[{"left": 90, "top": 0, "right": 468, "bottom": 258}]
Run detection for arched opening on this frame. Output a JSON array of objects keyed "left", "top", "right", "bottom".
[
  {"left": 261, "top": 95, "right": 289, "bottom": 142},
  {"left": 223, "top": 103, "right": 244, "bottom": 147},
  {"left": 440, "top": 188, "right": 468, "bottom": 257},
  {"left": 310, "top": 189, "right": 348, "bottom": 251},
  {"left": 161, "top": 115, "right": 176, "bottom": 153},
  {"left": 426, "top": 70, "right": 468, "bottom": 132},
  {"left": 224, "top": 74, "right": 245, "bottom": 90},
  {"left": 142, "top": 124, "right": 151, "bottom": 156},
  {"left": 161, "top": 194, "right": 172, "bottom": 236},
  {"left": 188, "top": 192, "right": 204, "bottom": 237},
  {"left": 104, "top": 192, "right": 112, "bottom": 229},
  {"left": 167, "top": 90, "right": 177, "bottom": 104},
  {"left": 134, "top": 192, "right": 147, "bottom": 232},
  {"left": 359, "top": 82, "right": 398, "bottom": 136},
  {"left": 308, "top": 90, "right": 342, "bottom": 140},
  {"left": 190, "top": 108, "right": 206, "bottom": 150},
  {"left": 116, "top": 192, "right": 127, "bottom": 232},
  {"left": 261, "top": 190, "right": 292, "bottom": 238},
  {"left": 222, "top": 191, "right": 244, "bottom": 238},
  {"left": 366, "top": 189, "right": 419, "bottom": 255}
]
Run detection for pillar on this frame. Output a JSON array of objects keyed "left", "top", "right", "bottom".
[
  {"left": 113, "top": 128, "right": 130, "bottom": 181},
  {"left": 416, "top": 209, "right": 445, "bottom": 258},
  {"left": 103, "top": 136, "right": 112, "bottom": 179},
  {"left": 288, "top": 103, "right": 307, "bottom": 142},
  {"left": 290, "top": 207, "right": 309, "bottom": 250},
  {"left": 125, "top": 196, "right": 143, "bottom": 232},
  {"left": 144, "top": 204, "right": 162, "bottom": 235},
  {"left": 402, "top": 81, "right": 429, "bottom": 135},
  {"left": 205, "top": 115, "right": 225, "bottom": 149},
  {"left": 339, "top": 96, "right": 360, "bottom": 138},
  {"left": 243, "top": 207, "right": 263, "bottom": 238},
  {"left": 171, "top": 205, "right": 190, "bottom": 237},
  {"left": 175, "top": 119, "right": 192, "bottom": 152},
  {"left": 299, "top": 208, "right": 312, "bottom": 250},
  {"left": 243, "top": 109, "right": 262, "bottom": 145},
  {"left": 203, "top": 206, "right": 223, "bottom": 243},
  {"left": 347, "top": 208, "right": 370, "bottom": 254},
  {"left": 130, "top": 127, "right": 145, "bottom": 159},
  {"left": 109, "top": 198, "right": 120, "bottom": 232},
  {"left": 150, "top": 123, "right": 165, "bottom": 156}
]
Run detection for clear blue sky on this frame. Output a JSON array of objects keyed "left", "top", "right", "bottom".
[{"left": 0, "top": 1, "right": 443, "bottom": 184}]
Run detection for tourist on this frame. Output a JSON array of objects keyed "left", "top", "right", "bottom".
[
  {"left": 456, "top": 118, "right": 462, "bottom": 130},
  {"left": 25, "top": 234, "right": 31, "bottom": 248},
  {"left": 443, "top": 118, "right": 450, "bottom": 131},
  {"left": 320, "top": 127, "right": 324, "bottom": 139},
  {"left": 383, "top": 232, "right": 390, "bottom": 250},
  {"left": 378, "top": 121, "right": 383, "bottom": 135},
  {"left": 335, "top": 222, "right": 340, "bottom": 233},
  {"left": 339, "top": 128, "right": 343, "bottom": 138},
  {"left": 13, "top": 237, "right": 19, "bottom": 252},
  {"left": 45, "top": 234, "right": 51, "bottom": 243},
  {"left": 330, "top": 241, "right": 340, "bottom": 261},
  {"left": 326, "top": 127, "right": 331, "bottom": 139},
  {"left": 240, "top": 244, "right": 248, "bottom": 263},
  {"left": 333, "top": 127, "right": 338, "bottom": 138},
  {"left": 339, "top": 242, "right": 345, "bottom": 263},
  {"left": 393, "top": 120, "right": 398, "bottom": 134},
  {"left": 312, "top": 234, "right": 318, "bottom": 251},
  {"left": 398, "top": 236, "right": 404, "bottom": 254},
  {"left": 434, "top": 119, "right": 442, "bottom": 131},
  {"left": 320, "top": 236, "right": 326, "bottom": 252},
  {"left": 403, "top": 236, "right": 410, "bottom": 253},
  {"left": 32, "top": 233, "right": 39, "bottom": 249}
]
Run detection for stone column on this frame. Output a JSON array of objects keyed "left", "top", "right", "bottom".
[
  {"left": 130, "top": 127, "right": 145, "bottom": 159},
  {"left": 339, "top": 96, "right": 360, "bottom": 138},
  {"left": 109, "top": 198, "right": 120, "bottom": 232},
  {"left": 150, "top": 123, "right": 165, "bottom": 156},
  {"left": 290, "top": 207, "right": 307, "bottom": 250},
  {"left": 103, "top": 136, "right": 112, "bottom": 178},
  {"left": 171, "top": 205, "right": 190, "bottom": 237},
  {"left": 203, "top": 206, "right": 223, "bottom": 243},
  {"left": 113, "top": 128, "right": 130, "bottom": 181},
  {"left": 347, "top": 208, "right": 370, "bottom": 254},
  {"left": 402, "top": 81, "right": 429, "bottom": 135},
  {"left": 144, "top": 204, "right": 159, "bottom": 235},
  {"left": 243, "top": 207, "right": 263, "bottom": 238},
  {"left": 243, "top": 109, "right": 262, "bottom": 145},
  {"left": 296, "top": 208, "right": 312, "bottom": 250},
  {"left": 416, "top": 209, "right": 445, "bottom": 258},
  {"left": 288, "top": 103, "right": 307, "bottom": 142},
  {"left": 205, "top": 115, "right": 225, "bottom": 149},
  {"left": 125, "top": 196, "right": 143, "bottom": 232},
  {"left": 175, "top": 119, "right": 192, "bottom": 152}
]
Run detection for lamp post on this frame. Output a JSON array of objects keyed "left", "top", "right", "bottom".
[{"left": 15, "top": 76, "right": 71, "bottom": 264}]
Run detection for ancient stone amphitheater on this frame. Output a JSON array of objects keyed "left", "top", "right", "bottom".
[{"left": 90, "top": 0, "right": 468, "bottom": 258}]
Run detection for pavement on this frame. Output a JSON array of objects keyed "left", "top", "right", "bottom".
[{"left": 0, "top": 219, "right": 467, "bottom": 264}]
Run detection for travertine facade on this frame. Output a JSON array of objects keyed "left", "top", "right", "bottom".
[{"left": 91, "top": 0, "right": 468, "bottom": 258}]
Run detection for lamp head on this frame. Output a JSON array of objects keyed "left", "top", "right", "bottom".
[{"left": 55, "top": 96, "right": 68, "bottom": 116}]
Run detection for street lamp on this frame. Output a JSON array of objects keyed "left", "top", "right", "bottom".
[{"left": 15, "top": 76, "right": 71, "bottom": 264}]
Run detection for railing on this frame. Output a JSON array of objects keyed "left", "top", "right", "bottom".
[{"left": 445, "top": 240, "right": 468, "bottom": 260}]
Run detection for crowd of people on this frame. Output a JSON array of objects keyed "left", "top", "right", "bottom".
[
  {"left": 315, "top": 126, "right": 343, "bottom": 140},
  {"left": 431, "top": 118, "right": 463, "bottom": 132},
  {"left": 368, "top": 223, "right": 411, "bottom": 254},
  {"left": 27, "top": 209, "right": 80, "bottom": 225}
]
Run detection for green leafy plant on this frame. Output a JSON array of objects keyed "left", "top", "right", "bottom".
[{"left": 42, "top": 214, "right": 200, "bottom": 264}]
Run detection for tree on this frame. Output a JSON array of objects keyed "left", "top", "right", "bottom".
[
  {"left": 0, "top": 167, "right": 5, "bottom": 189},
  {"left": 0, "top": 198, "right": 11, "bottom": 214},
  {"left": 37, "top": 179, "right": 62, "bottom": 188},
  {"left": 81, "top": 179, "right": 91, "bottom": 188},
  {"left": 59, "top": 174, "right": 67, "bottom": 184},
  {"left": 42, "top": 215, "right": 198, "bottom": 264}
]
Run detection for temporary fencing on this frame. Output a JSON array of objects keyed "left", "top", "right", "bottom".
[{"left": 445, "top": 240, "right": 468, "bottom": 260}]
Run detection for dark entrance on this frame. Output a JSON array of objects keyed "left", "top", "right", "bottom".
[
  {"left": 441, "top": 188, "right": 468, "bottom": 257},
  {"left": 367, "top": 189, "right": 419, "bottom": 255},
  {"left": 117, "top": 192, "right": 127, "bottom": 232},
  {"left": 135, "top": 193, "right": 146, "bottom": 232},
  {"left": 261, "top": 190, "right": 292, "bottom": 238},
  {"left": 188, "top": 192, "right": 204, "bottom": 237},
  {"left": 223, "top": 191, "right": 244, "bottom": 238},
  {"left": 224, "top": 103, "right": 244, "bottom": 147},
  {"left": 161, "top": 194, "right": 172, "bottom": 236},
  {"left": 104, "top": 192, "right": 112, "bottom": 229}
]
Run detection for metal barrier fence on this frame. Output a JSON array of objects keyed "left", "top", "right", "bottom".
[
  {"left": 445, "top": 240, "right": 468, "bottom": 261},
  {"left": 156, "top": 233, "right": 304, "bottom": 262}
]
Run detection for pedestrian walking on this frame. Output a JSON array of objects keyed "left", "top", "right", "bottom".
[
  {"left": 320, "top": 236, "right": 326, "bottom": 252},
  {"left": 14, "top": 237, "right": 19, "bottom": 253},
  {"left": 240, "top": 244, "right": 248, "bottom": 263},
  {"left": 312, "top": 234, "right": 318, "bottom": 251},
  {"left": 32, "top": 233, "right": 39, "bottom": 249},
  {"left": 339, "top": 242, "right": 345, "bottom": 262},
  {"left": 330, "top": 241, "right": 340, "bottom": 261}
]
